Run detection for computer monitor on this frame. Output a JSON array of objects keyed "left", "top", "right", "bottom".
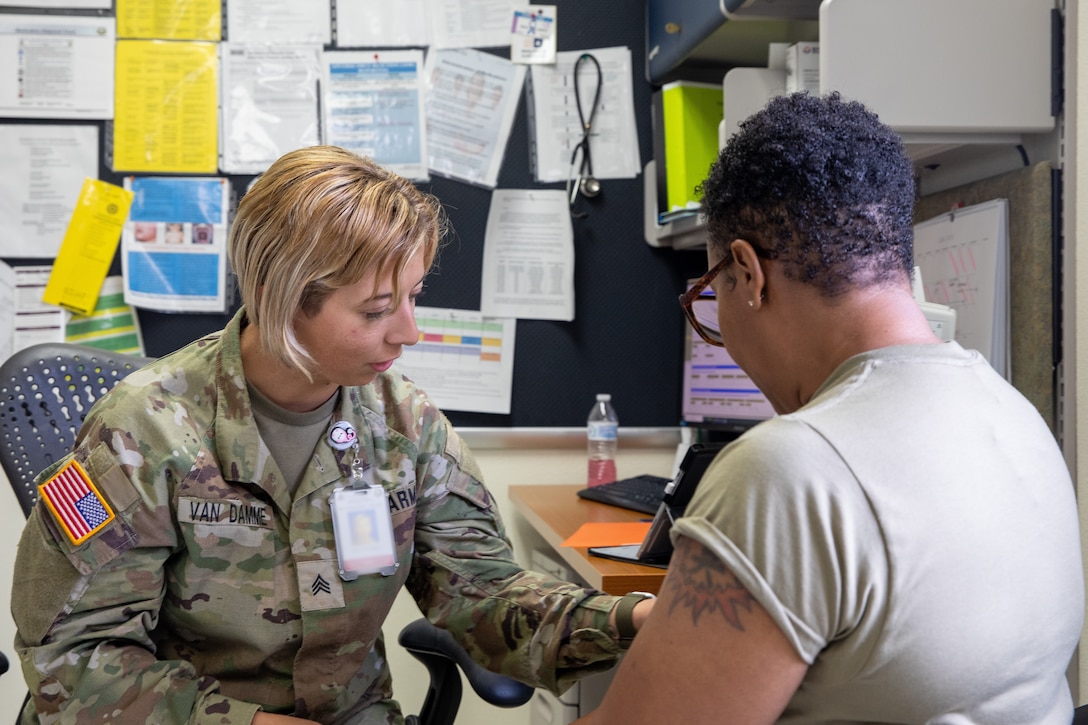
[{"left": 681, "top": 300, "right": 775, "bottom": 432}]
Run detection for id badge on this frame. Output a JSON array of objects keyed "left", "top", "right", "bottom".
[{"left": 330, "top": 485, "right": 398, "bottom": 580}]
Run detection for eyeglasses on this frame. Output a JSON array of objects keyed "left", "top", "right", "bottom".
[{"left": 678, "top": 257, "right": 730, "bottom": 347}]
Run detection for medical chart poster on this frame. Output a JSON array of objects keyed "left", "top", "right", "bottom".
[
  {"left": 396, "top": 307, "right": 516, "bottom": 415},
  {"left": 323, "top": 50, "right": 429, "bottom": 182},
  {"left": 121, "top": 176, "right": 230, "bottom": 313}
]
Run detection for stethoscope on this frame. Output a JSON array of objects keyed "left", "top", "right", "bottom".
[{"left": 567, "top": 53, "right": 603, "bottom": 217}]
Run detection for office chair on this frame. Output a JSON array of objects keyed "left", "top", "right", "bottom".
[{"left": 0, "top": 342, "right": 532, "bottom": 725}]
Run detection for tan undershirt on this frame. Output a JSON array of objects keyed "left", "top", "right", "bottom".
[{"left": 248, "top": 383, "right": 339, "bottom": 497}]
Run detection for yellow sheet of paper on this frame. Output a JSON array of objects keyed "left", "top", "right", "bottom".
[
  {"left": 116, "top": 0, "right": 222, "bottom": 41},
  {"left": 113, "top": 40, "right": 219, "bottom": 173},
  {"left": 43, "top": 179, "right": 133, "bottom": 316}
]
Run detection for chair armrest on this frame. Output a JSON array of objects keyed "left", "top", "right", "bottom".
[{"left": 398, "top": 618, "right": 533, "bottom": 724}]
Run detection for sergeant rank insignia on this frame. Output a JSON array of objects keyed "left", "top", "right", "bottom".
[{"left": 39, "top": 460, "right": 115, "bottom": 546}]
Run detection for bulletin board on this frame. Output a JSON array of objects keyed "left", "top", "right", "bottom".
[
  {"left": 0, "top": 1, "right": 708, "bottom": 428},
  {"left": 914, "top": 161, "right": 1057, "bottom": 432}
]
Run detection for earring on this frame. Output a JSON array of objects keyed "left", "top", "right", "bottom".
[{"left": 748, "top": 300, "right": 755, "bottom": 308}]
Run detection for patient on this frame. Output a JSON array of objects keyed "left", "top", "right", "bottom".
[{"left": 577, "top": 92, "right": 1084, "bottom": 724}]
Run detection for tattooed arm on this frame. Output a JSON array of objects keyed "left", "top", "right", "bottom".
[{"left": 573, "top": 536, "right": 807, "bottom": 724}]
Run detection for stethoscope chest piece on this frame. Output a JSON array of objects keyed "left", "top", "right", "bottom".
[{"left": 579, "top": 175, "right": 601, "bottom": 198}]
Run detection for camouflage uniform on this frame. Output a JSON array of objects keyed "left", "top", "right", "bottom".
[{"left": 12, "top": 310, "right": 625, "bottom": 724}]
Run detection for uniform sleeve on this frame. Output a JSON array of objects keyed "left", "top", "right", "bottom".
[
  {"left": 404, "top": 420, "right": 624, "bottom": 695},
  {"left": 11, "top": 443, "right": 262, "bottom": 725}
]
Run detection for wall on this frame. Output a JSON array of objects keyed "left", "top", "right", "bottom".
[
  {"left": 0, "top": 432, "right": 680, "bottom": 723},
  {"left": 1070, "top": 0, "right": 1088, "bottom": 704}
]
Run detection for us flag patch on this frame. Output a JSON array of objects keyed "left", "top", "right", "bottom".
[{"left": 39, "top": 460, "right": 115, "bottom": 546}]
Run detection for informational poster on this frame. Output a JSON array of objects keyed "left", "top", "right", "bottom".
[
  {"left": 396, "top": 307, "right": 515, "bottom": 415},
  {"left": 220, "top": 43, "right": 322, "bottom": 174},
  {"left": 0, "top": 125, "right": 99, "bottom": 257},
  {"left": 323, "top": 49, "right": 428, "bottom": 181},
  {"left": 113, "top": 40, "right": 219, "bottom": 173},
  {"left": 121, "top": 177, "right": 231, "bottom": 313},
  {"left": 424, "top": 48, "right": 525, "bottom": 188},
  {"left": 0, "top": 15, "right": 115, "bottom": 119}
]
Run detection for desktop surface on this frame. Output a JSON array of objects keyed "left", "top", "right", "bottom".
[{"left": 508, "top": 485, "right": 668, "bottom": 596}]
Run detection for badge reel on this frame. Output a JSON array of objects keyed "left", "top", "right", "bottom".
[{"left": 327, "top": 421, "right": 398, "bottom": 580}]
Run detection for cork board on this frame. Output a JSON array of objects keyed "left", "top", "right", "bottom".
[{"left": 914, "top": 162, "right": 1056, "bottom": 431}]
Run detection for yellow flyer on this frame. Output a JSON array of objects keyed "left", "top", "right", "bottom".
[
  {"left": 116, "top": 0, "right": 221, "bottom": 41},
  {"left": 43, "top": 179, "right": 133, "bottom": 316},
  {"left": 113, "top": 40, "right": 219, "bottom": 173}
]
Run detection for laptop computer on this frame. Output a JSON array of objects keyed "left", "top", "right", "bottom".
[{"left": 587, "top": 442, "right": 724, "bottom": 568}]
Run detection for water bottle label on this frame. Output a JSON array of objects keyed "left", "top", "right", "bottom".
[{"left": 588, "top": 421, "right": 618, "bottom": 441}]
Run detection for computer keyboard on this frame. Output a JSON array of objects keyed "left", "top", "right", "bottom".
[{"left": 576, "top": 473, "right": 673, "bottom": 515}]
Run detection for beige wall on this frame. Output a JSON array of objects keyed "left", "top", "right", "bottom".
[{"left": 1072, "top": 0, "right": 1088, "bottom": 705}]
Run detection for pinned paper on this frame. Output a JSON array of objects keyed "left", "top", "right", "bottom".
[
  {"left": 561, "top": 522, "right": 652, "bottom": 548},
  {"left": 43, "top": 178, "right": 133, "bottom": 316},
  {"left": 511, "top": 6, "right": 557, "bottom": 64}
]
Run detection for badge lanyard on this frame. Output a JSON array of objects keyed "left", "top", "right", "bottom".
[{"left": 327, "top": 420, "right": 399, "bottom": 580}]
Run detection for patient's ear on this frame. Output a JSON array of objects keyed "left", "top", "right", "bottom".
[{"left": 730, "top": 239, "right": 766, "bottom": 302}]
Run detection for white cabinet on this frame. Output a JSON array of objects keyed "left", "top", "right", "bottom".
[
  {"left": 821, "top": 0, "right": 1055, "bottom": 156},
  {"left": 645, "top": 0, "right": 1061, "bottom": 248}
]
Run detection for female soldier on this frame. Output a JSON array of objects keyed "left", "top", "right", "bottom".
[{"left": 13, "top": 146, "right": 651, "bottom": 724}]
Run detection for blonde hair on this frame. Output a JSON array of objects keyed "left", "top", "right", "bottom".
[{"left": 228, "top": 146, "right": 445, "bottom": 378}]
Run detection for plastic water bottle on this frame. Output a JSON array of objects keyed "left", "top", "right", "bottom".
[{"left": 587, "top": 394, "right": 619, "bottom": 487}]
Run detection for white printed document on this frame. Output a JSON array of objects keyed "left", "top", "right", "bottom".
[
  {"left": 337, "top": 0, "right": 429, "bottom": 48},
  {"left": 480, "top": 189, "right": 574, "bottom": 321},
  {"left": 428, "top": 0, "right": 528, "bottom": 49},
  {"left": 396, "top": 307, "right": 516, "bottom": 415},
  {"left": 220, "top": 43, "right": 322, "bottom": 174},
  {"left": 0, "top": 264, "right": 65, "bottom": 364},
  {"left": 225, "top": 0, "right": 331, "bottom": 44},
  {"left": 0, "top": 125, "right": 99, "bottom": 258},
  {"left": 0, "top": 14, "right": 115, "bottom": 119},
  {"left": 528, "top": 46, "right": 641, "bottom": 184},
  {"left": 424, "top": 48, "right": 526, "bottom": 188}
]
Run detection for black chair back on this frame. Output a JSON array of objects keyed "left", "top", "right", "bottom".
[{"left": 0, "top": 343, "right": 150, "bottom": 517}]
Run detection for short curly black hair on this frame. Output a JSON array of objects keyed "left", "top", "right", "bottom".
[{"left": 699, "top": 92, "right": 916, "bottom": 297}]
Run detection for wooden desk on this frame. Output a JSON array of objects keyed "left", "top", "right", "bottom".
[{"left": 508, "top": 484, "right": 667, "bottom": 596}]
